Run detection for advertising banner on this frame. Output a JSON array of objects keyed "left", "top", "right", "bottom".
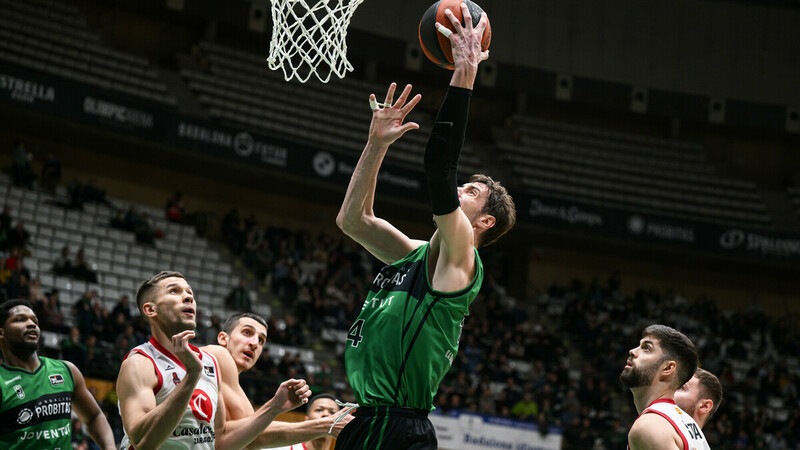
[{"left": 430, "top": 411, "right": 562, "bottom": 450}]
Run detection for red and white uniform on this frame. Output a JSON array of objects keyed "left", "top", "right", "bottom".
[
  {"left": 629, "top": 399, "right": 710, "bottom": 450},
  {"left": 119, "top": 338, "right": 220, "bottom": 450}
]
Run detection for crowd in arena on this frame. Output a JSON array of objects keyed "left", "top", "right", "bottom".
[{"left": 1, "top": 172, "right": 799, "bottom": 449}]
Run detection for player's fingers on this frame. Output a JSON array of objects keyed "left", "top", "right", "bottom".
[
  {"left": 461, "top": 2, "right": 473, "bottom": 32},
  {"left": 401, "top": 93, "right": 422, "bottom": 115},
  {"left": 399, "top": 122, "right": 420, "bottom": 135},
  {"left": 476, "top": 13, "right": 488, "bottom": 34},
  {"left": 384, "top": 82, "right": 397, "bottom": 106},
  {"left": 394, "top": 84, "right": 413, "bottom": 108},
  {"left": 435, "top": 22, "right": 453, "bottom": 40},
  {"left": 480, "top": 50, "right": 489, "bottom": 61},
  {"left": 443, "top": 9, "right": 462, "bottom": 34}
]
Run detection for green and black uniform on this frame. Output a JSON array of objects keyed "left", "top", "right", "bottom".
[
  {"left": 0, "top": 357, "right": 75, "bottom": 450},
  {"left": 337, "top": 242, "right": 483, "bottom": 450}
]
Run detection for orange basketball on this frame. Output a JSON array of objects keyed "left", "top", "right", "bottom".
[{"left": 418, "top": 0, "right": 491, "bottom": 70}]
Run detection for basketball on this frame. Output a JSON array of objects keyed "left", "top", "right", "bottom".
[{"left": 418, "top": 0, "right": 492, "bottom": 70}]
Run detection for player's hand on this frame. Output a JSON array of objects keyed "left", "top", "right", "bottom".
[
  {"left": 437, "top": 3, "right": 489, "bottom": 71},
  {"left": 171, "top": 330, "right": 202, "bottom": 376},
  {"left": 271, "top": 379, "right": 312, "bottom": 413},
  {"left": 368, "top": 83, "right": 422, "bottom": 148},
  {"left": 326, "top": 408, "right": 354, "bottom": 437}
]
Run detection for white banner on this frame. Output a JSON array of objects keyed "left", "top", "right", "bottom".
[{"left": 430, "top": 411, "right": 562, "bottom": 450}]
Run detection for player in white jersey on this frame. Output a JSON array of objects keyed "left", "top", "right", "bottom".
[
  {"left": 674, "top": 368, "right": 723, "bottom": 429},
  {"left": 117, "top": 271, "right": 312, "bottom": 449},
  {"left": 620, "top": 324, "right": 711, "bottom": 450},
  {"left": 270, "top": 394, "right": 342, "bottom": 450},
  {"left": 202, "top": 313, "right": 352, "bottom": 448}
]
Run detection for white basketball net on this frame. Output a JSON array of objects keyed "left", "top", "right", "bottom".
[{"left": 268, "top": 0, "right": 365, "bottom": 83}]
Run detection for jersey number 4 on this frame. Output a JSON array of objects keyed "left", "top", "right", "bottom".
[{"left": 347, "top": 319, "right": 365, "bottom": 347}]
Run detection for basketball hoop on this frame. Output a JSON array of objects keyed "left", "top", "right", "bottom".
[{"left": 268, "top": 0, "right": 365, "bottom": 83}]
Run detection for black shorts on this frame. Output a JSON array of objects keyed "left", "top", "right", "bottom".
[{"left": 334, "top": 406, "right": 437, "bottom": 450}]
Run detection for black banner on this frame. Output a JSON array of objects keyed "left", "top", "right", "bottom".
[{"left": 3, "top": 62, "right": 799, "bottom": 262}]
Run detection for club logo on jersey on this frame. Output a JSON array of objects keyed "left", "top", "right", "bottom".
[
  {"left": 17, "top": 408, "right": 33, "bottom": 424},
  {"left": 13, "top": 384, "right": 25, "bottom": 399},
  {"left": 49, "top": 374, "right": 64, "bottom": 386},
  {"left": 203, "top": 365, "right": 215, "bottom": 377},
  {"left": 173, "top": 372, "right": 181, "bottom": 385},
  {"left": 190, "top": 389, "right": 213, "bottom": 423}
]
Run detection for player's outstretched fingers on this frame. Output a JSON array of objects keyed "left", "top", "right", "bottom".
[
  {"left": 460, "top": 2, "right": 473, "bottom": 32},
  {"left": 435, "top": 21, "right": 453, "bottom": 40},
  {"left": 476, "top": 12, "right": 488, "bottom": 35},
  {"left": 394, "top": 84, "right": 413, "bottom": 108},
  {"left": 401, "top": 93, "right": 422, "bottom": 116},
  {"left": 443, "top": 8, "right": 462, "bottom": 34},
  {"left": 384, "top": 82, "right": 397, "bottom": 106}
]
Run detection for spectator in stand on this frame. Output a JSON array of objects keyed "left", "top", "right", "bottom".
[
  {"left": 61, "top": 327, "right": 88, "bottom": 370},
  {"left": 511, "top": 391, "right": 539, "bottom": 421},
  {"left": 133, "top": 213, "right": 156, "bottom": 245},
  {"left": 8, "top": 257, "right": 30, "bottom": 299},
  {"left": 7, "top": 222, "right": 30, "bottom": 253},
  {"left": 111, "top": 294, "right": 133, "bottom": 321},
  {"left": 0, "top": 206, "right": 10, "bottom": 251},
  {"left": 73, "top": 290, "right": 98, "bottom": 336},
  {"left": 165, "top": 191, "right": 185, "bottom": 222},
  {"left": 40, "top": 151, "right": 62, "bottom": 194},
  {"left": 72, "top": 247, "right": 98, "bottom": 282},
  {"left": 225, "top": 278, "right": 252, "bottom": 312},
  {"left": 11, "top": 140, "right": 34, "bottom": 188},
  {"left": 53, "top": 245, "right": 73, "bottom": 275}
]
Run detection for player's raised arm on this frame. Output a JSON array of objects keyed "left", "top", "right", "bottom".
[
  {"left": 215, "top": 378, "right": 312, "bottom": 449},
  {"left": 336, "top": 82, "right": 426, "bottom": 264},
  {"left": 425, "top": 4, "right": 491, "bottom": 292},
  {"left": 117, "top": 330, "right": 203, "bottom": 449},
  {"left": 65, "top": 361, "right": 116, "bottom": 450}
]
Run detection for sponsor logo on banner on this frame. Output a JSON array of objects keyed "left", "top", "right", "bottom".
[
  {"left": 719, "top": 229, "right": 746, "bottom": 249},
  {"left": 0, "top": 73, "right": 55, "bottom": 104},
  {"left": 176, "top": 122, "right": 288, "bottom": 167},
  {"left": 627, "top": 215, "right": 695, "bottom": 243},
  {"left": 312, "top": 152, "right": 335, "bottom": 177},
  {"left": 528, "top": 199, "right": 603, "bottom": 227},
  {"left": 430, "top": 411, "right": 561, "bottom": 450},
  {"left": 83, "top": 97, "right": 154, "bottom": 129},
  {"left": 719, "top": 229, "right": 800, "bottom": 256},
  {"left": 335, "top": 160, "right": 421, "bottom": 190}
]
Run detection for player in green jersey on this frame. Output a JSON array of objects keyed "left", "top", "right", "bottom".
[
  {"left": 0, "top": 299, "right": 116, "bottom": 450},
  {"left": 334, "top": 4, "right": 516, "bottom": 449}
]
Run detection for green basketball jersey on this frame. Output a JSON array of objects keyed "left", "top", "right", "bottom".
[
  {"left": 0, "top": 357, "right": 75, "bottom": 449},
  {"left": 345, "top": 242, "right": 483, "bottom": 412}
]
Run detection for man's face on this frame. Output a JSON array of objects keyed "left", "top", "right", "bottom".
[
  {"left": 457, "top": 182, "right": 490, "bottom": 224},
  {"left": 1, "top": 306, "right": 40, "bottom": 354},
  {"left": 674, "top": 375, "right": 702, "bottom": 416},
  {"left": 306, "top": 398, "right": 340, "bottom": 420},
  {"left": 620, "top": 335, "right": 665, "bottom": 388},
  {"left": 151, "top": 277, "right": 196, "bottom": 333},
  {"left": 220, "top": 318, "right": 267, "bottom": 372}
]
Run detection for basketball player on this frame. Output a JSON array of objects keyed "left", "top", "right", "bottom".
[
  {"left": 116, "top": 271, "right": 312, "bottom": 449},
  {"left": 674, "top": 368, "right": 723, "bottom": 429},
  {"left": 269, "top": 394, "right": 342, "bottom": 450},
  {"left": 620, "top": 324, "right": 710, "bottom": 449},
  {"left": 0, "top": 299, "right": 116, "bottom": 450},
  {"left": 335, "top": 4, "right": 515, "bottom": 449},
  {"left": 202, "top": 313, "right": 352, "bottom": 448}
]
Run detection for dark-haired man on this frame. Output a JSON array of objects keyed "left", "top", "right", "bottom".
[
  {"left": 334, "top": 4, "right": 515, "bottom": 449},
  {"left": 116, "top": 271, "right": 312, "bottom": 449},
  {"left": 674, "top": 367, "right": 723, "bottom": 429},
  {"left": 202, "top": 313, "right": 351, "bottom": 448},
  {"left": 0, "top": 299, "right": 115, "bottom": 449},
  {"left": 620, "top": 324, "right": 710, "bottom": 450},
  {"left": 270, "top": 394, "right": 342, "bottom": 450}
]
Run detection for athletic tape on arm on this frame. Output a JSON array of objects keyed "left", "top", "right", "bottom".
[{"left": 424, "top": 86, "right": 472, "bottom": 216}]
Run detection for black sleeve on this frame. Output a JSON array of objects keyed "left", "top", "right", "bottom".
[{"left": 424, "top": 86, "right": 473, "bottom": 216}]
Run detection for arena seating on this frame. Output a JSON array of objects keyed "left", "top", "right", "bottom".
[
  {"left": 788, "top": 186, "right": 800, "bottom": 219},
  {"left": 502, "top": 116, "right": 772, "bottom": 228},
  {"left": 179, "top": 41, "right": 482, "bottom": 176},
  {"left": 0, "top": 0, "right": 176, "bottom": 106}
]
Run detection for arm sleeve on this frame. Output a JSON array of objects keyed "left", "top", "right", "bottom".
[{"left": 424, "top": 86, "right": 473, "bottom": 216}]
